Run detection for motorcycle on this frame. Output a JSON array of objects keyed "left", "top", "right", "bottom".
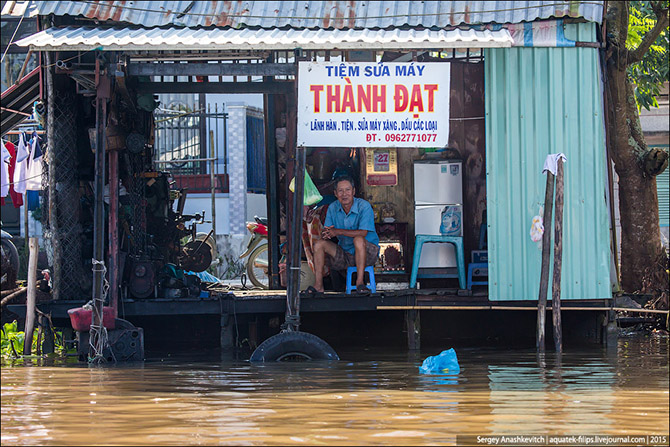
[
  {"left": 1, "top": 227, "right": 20, "bottom": 287},
  {"left": 239, "top": 216, "right": 269, "bottom": 289},
  {"left": 239, "top": 216, "right": 316, "bottom": 290}
]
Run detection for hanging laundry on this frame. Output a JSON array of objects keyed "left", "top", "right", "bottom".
[
  {"left": 13, "top": 132, "right": 29, "bottom": 195},
  {"left": 1, "top": 141, "right": 24, "bottom": 208},
  {"left": 25, "top": 131, "right": 43, "bottom": 191},
  {"left": 1, "top": 141, "right": 10, "bottom": 200},
  {"left": 26, "top": 190, "right": 40, "bottom": 211}
]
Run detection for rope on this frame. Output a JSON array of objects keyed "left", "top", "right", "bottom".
[
  {"left": 281, "top": 314, "right": 301, "bottom": 332},
  {"left": 1, "top": 172, "right": 46, "bottom": 189},
  {"left": 88, "top": 259, "right": 115, "bottom": 364}
]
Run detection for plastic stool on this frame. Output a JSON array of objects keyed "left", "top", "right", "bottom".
[
  {"left": 345, "top": 266, "right": 377, "bottom": 294},
  {"left": 467, "top": 262, "right": 488, "bottom": 290},
  {"left": 409, "top": 235, "right": 466, "bottom": 289}
]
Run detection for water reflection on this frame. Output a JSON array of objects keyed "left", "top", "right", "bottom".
[{"left": 1, "top": 334, "right": 668, "bottom": 445}]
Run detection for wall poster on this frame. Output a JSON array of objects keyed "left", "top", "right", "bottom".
[{"left": 365, "top": 148, "right": 397, "bottom": 186}]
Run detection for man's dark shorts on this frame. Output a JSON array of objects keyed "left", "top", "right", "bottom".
[{"left": 327, "top": 240, "right": 380, "bottom": 271}]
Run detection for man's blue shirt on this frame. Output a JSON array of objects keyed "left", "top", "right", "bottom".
[{"left": 324, "top": 197, "right": 379, "bottom": 254}]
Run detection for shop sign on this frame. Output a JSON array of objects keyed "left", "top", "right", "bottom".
[{"left": 297, "top": 62, "right": 450, "bottom": 148}]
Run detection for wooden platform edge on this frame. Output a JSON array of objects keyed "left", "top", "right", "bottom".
[{"left": 377, "top": 306, "right": 669, "bottom": 314}]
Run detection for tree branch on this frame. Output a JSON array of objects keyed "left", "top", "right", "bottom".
[{"left": 628, "top": 6, "right": 669, "bottom": 65}]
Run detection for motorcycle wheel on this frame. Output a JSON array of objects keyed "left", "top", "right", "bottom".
[
  {"left": 1, "top": 238, "right": 20, "bottom": 278},
  {"left": 246, "top": 244, "right": 269, "bottom": 289}
]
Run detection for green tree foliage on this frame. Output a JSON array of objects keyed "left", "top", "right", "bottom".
[{"left": 627, "top": 1, "right": 670, "bottom": 110}]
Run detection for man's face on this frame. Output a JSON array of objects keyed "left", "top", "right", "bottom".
[{"left": 335, "top": 180, "right": 355, "bottom": 208}]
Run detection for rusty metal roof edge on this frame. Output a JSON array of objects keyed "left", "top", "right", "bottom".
[{"left": 2, "top": 1, "right": 605, "bottom": 28}]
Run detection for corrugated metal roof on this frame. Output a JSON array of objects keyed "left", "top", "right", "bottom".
[
  {"left": 0, "top": 66, "right": 41, "bottom": 136},
  {"left": 2, "top": 1, "right": 605, "bottom": 29},
  {"left": 484, "top": 22, "right": 612, "bottom": 301},
  {"left": 13, "top": 25, "right": 513, "bottom": 51}
]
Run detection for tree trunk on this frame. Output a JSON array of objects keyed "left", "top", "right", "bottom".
[{"left": 605, "top": 3, "right": 668, "bottom": 297}]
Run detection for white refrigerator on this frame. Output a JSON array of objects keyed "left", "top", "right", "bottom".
[{"left": 413, "top": 160, "right": 463, "bottom": 268}]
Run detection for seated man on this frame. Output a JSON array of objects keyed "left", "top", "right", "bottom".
[{"left": 310, "top": 176, "right": 379, "bottom": 293}]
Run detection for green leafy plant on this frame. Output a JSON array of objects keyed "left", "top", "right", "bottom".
[
  {"left": 1, "top": 321, "right": 24, "bottom": 358},
  {"left": 1, "top": 320, "right": 74, "bottom": 359}
]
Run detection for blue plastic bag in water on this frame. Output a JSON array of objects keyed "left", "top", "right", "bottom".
[{"left": 419, "top": 348, "right": 460, "bottom": 374}]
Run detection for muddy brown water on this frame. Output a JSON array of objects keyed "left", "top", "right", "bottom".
[{"left": 1, "top": 334, "right": 668, "bottom": 446}]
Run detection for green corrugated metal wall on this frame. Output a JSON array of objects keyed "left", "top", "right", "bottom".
[
  {"left": 484, "top": 24, "right": 612, "bottom": 301},
  {"left": 654, "top": 147, "right": 670, "bottom": 228}
]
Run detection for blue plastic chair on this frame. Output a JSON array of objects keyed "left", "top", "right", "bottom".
[
  {"left": 409, "top": 234, "right": 466, "bottom": 289},
  {"left": 467, "top": 262, "right": 488, "bottom": 290},
  {"left": 345, "top": 266, "right": 377, "bottom": 294}
]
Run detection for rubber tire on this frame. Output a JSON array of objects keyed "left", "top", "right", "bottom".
[
  {"left": 1, "top": 239, "right": 20, "bottom": 276},
  {"left": 246, "top": 243, "right": 269, "bottom": 289},
  {"left": 250, "top": 331, "right": 340, "bottom": 362}
]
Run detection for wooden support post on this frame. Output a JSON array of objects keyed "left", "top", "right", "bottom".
[
  {"left": 108, "top": 148, "right": 119, "bottom": 318},
  {"left": 552, "top": 161, "right": 565, "bottom": 352},
  {"left": 14, "top": 49, "right": 33, "bottom": 85},
  {"left": 220, "top": 313, "right": 234, "bottom": 350},
  {"left": 46, "top": 52, "right": 60, "bottom": 301},
  {"left": 537, "top": 171, "right": 555, "bottom": 351},
  {"left": 39, "top": 313, "right": 55, "bottom": 355},
  {"left": 263, "top": 91, "right": 281, "bottom": 290},
  {"left": 89, "top": 54, "right": 110, "bottom": 362},
  {"left": 24, "top": 199, "right": 29, "bottom": 252},
  {"left": 22, "top": 237, "right": 39, "bottom": 356},
  {"left": 405, "top": 309, "right": 421, "bottom": 350},
  {"left": 284, "top": 55, "right": 303, "bottom": 331}
]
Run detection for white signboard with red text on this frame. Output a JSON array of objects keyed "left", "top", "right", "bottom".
[{"left": 297, "top": 62, "right": 450, "bottom": 148}]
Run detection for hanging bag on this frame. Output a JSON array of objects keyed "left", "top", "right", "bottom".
[{"left": 289, "top": 170, "right": 323, "bottom": 206}]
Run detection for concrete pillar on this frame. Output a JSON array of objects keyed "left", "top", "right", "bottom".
[{"left": 226, "top": 105, "right": 248, "bottom": 235}]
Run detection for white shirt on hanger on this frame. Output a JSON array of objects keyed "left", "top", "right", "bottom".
[
  {"left": 13, "top": 133, "right": 29, "bottom": 195},
  {"left": 25, "top": 133, "right": 43, "bottom": 191}
]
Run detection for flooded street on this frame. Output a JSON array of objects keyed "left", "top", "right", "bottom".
[{"left": 1, "top": 334, "right": 668, "bottom": 446}]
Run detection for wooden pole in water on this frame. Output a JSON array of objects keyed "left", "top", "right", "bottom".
[
  {"left": 537, "top": 171, "right": 555, "bottom": 351},
  {"left": 90, "top": 54, "right": 109, "bottom": 361},
  {"left": 45, "top": 52, "right": 60, "bottom": 301},
  {"left": 23, "top": 237, "right": 39, "bottom": 356},
  {"left": 285, "top": 53, "right": 303, "bottom": 332},
  {"left": 552, "top": 160, "right": 565, "bottom": 352}
]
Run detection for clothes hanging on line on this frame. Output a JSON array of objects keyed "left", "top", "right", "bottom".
[
  {"left": 25, "top": 131, "right": 43, "bottom": 191},
  {"left": 26, "top": 190, "right": 40, "bottom": 211},
  {"left": 1, "top": 140, "right": 24, "bottom": 207},
  {"left": 13, "top": 132, "right": 29, "bottom": 195},
  {"left": 1, "top": 141, "right": 10, "bottom": 200}
]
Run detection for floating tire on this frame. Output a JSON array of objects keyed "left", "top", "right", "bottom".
[{"left": 249, "top": 331, "right": 339, "bottom": 362}]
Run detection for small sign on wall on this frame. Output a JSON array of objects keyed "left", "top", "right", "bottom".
[{"left": 366, "top": 148, "right": 397, "bottom": 186}]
